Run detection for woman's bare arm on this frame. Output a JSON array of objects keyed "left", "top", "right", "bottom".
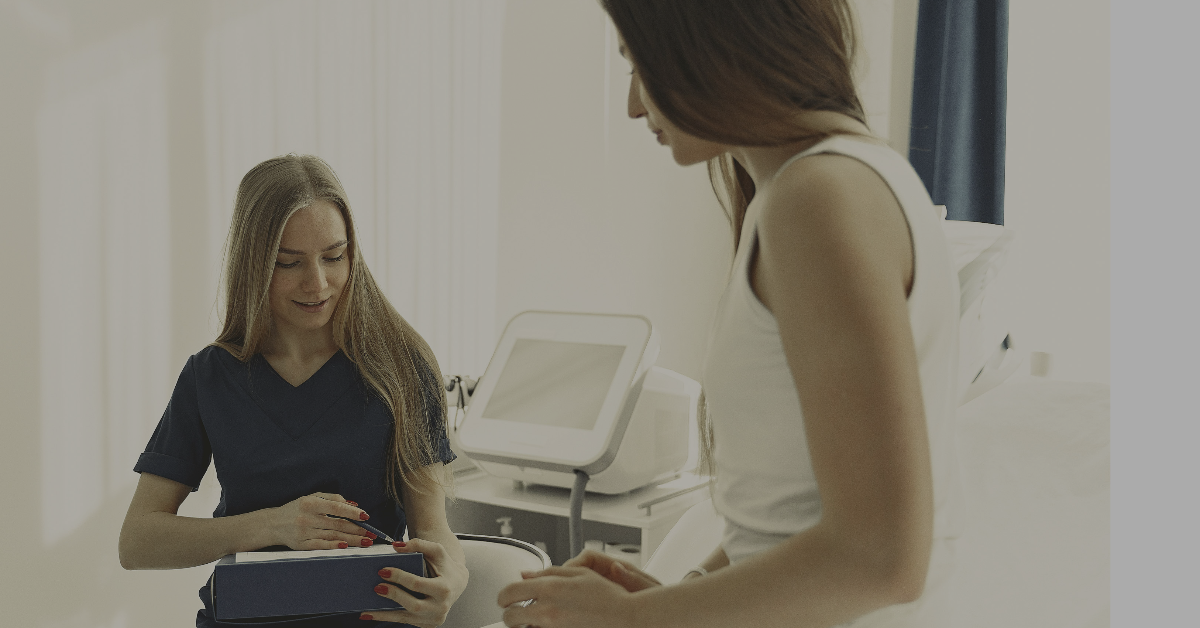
[
  {"left": 119, "top": 473, "right": 269, "bottom": 569},
  {"left": 119, "top": 472, "right": 375, "bottom": 570},
  {"left": 400, "top": 467, "right": 465, "bottom": 566}
]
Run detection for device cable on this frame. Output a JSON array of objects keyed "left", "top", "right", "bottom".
[
  {"left": 444, "top": 375, "right": 478, "bottom": 433},
  {"left": 569, "top": 469, "right": 589, "bottom": 558}
]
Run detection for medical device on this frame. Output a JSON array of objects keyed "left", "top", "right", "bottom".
[{"left": 456, "top": 310, "right": 699, "bottom": 496}]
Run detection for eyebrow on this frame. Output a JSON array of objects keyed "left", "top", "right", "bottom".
[{"left": 277, "top": 240, "right": 348, "bottom": 256}]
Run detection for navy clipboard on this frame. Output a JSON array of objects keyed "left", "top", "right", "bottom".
[{"left": 211, "top": 545, "right": 425, "bottom": 620}]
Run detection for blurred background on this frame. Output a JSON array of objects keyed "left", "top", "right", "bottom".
[{"left": 0, "top": 0, "right": 1107, "bottom": 626}]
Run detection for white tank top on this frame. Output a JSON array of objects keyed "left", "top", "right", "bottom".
[{"left": 703, "top": 135, "right": 965, "bottom": 567}]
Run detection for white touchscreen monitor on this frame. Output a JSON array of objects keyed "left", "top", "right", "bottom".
[
  {"left": 480, "top": 339, "right": 626, "bottom": 430},
  {"left": 457, "top": 311, "right": 655, "bottom": 470}
]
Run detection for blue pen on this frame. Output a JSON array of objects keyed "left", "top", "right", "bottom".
[{"left": 329, "top": 515, "right": 396, "bottom": 544}]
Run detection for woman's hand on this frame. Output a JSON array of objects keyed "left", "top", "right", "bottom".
[
  {"left": 268, "top": 492, "right": 375, "bottom": 550},
  {"left": 363, "top": 537, "right": 469, "bottom": 627},
  {"left": 497, "top": 565, "right": 641, "bottom": 628},
  {"left": 492, "top": 550, "right": 659, "bottom": 628},
  {"left": 563, "top": 549, "right": 662, "bottom": 592}
]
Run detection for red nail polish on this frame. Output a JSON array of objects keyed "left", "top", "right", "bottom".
[
  {"left": 374, "top": 584, "right": 389, "bottom": 595},
  {"left": 338, "top": 542, "right": 349, "bottom": 549},
  {"left": 366, "top": 532, "right": 377, "bottom": 539},
  {"left": 378, "top": 568, "right": 391, "bottom": 578},
  {"left": 359, "top": 614, "right": 374, "bottom": 621},
  {"left": 359, "top": 512, "right": 370, "bottom": 521},
  {"left": 346, "top": 500, "right": 358, "bottom": 506},
  {"left": 392, "top": 541, "right": 406, "bottom": 548},
  {"left": 361, "top": 538, "right": 372, "bottom": 547}
]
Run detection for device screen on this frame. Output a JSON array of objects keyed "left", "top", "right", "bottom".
[{"left": 481, "top": 339, "right": 626, "bottom": 430}]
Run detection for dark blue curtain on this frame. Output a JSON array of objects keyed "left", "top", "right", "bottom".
[{"left": 908, "top": 0, "right": 1009, "bottom": 225}]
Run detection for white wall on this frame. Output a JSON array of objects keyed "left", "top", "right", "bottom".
[
  {"left": 493, "top": 0, "right": 731, "bottom": 384},
  {"left": 492, "top": 0, "right": 917, "bottom": 384},
  {"left": 1, "top": 4, "right": 220, "bottom": 627},
  {"left": 1003, "top": 0, "right": 1109, "bottom": 383}
]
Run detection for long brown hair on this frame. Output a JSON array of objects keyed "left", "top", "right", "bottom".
[
  {"left": 600, "top": 0, "right": 867, "bottom": 475},
  {"left": 213, "top": 154, "right": 449, "bottom": 500}
]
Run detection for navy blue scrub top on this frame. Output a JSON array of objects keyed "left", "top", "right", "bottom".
[{"left": 134, "top": 345, "right": 455, "bottom": 627}]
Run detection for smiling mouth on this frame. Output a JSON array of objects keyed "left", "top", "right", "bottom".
[{"left": 294, "top": 298, "right": 329, "bottom": 308}]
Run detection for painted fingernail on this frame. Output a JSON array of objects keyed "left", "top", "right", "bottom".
[
  {"left": 379, "top": 568, "right": 391, "bottom": 578},
  {"left": 392, "top": 541, "right": 406, "bottom": 548},
  {"left": 338, "top": 542, "right": 349, "bottom": 549},
  {"left": 346, "top": 500, "right": 358, "bottom": 506},
  {"left": 359, "top": 512, "right": 370, "bottom": 520},
  {"left": 365, "top": 531, "right": 377, "bottom": 539},
  {"left": 359, "top": 614, "right": 374, "bottom": 620},
  {"left": 374, "top": 584, "right": 389, "bottom": 595},
  {"left": 361, "top": 538, "right": 372, "bottom": 546}
]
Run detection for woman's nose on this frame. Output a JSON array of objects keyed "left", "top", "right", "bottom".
[
  {"left": 301, "top": 261, "right": 327, "bottom": 292},
  {"left": 627, "top": 75, "right": 647, "bottom": 119}
]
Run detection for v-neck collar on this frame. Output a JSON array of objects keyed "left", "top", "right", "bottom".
[
  {"left": 259, "top": 350, "right": 342, "bottom": 390},
  {"left": 242, "top": 350, "right": 360, "bottom": 439}
]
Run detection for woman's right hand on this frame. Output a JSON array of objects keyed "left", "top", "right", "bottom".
[
  {"left": 561, "top": 549, "right": 662, "bottom": 592},
  {"left": 268, "top": 492, "right": 376, "bottom": 550}
]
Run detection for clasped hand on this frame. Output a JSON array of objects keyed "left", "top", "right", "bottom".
[
  {"left": 269, "top": 492, "right": 384, "bottom": 549},
  {"left": 497, "top": 549, "right": 663, "bottom": 628},
  {"left": 362, "top": 537, "right": 469, "bottom": 627},
  {"left": 268, "top": 493, "right": 467, "bottom": 627}
]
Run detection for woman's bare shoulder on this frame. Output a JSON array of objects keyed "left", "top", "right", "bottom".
[
  {"left": 755, "top": 149, "right": 913, "bottom": 297},
  {"left": 770, "top": 149, "right": 895, "bottom": 212}
]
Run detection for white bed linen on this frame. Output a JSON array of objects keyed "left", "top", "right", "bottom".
[{"left": 948, "top": 376, "right": 1110, "bottom": 627}]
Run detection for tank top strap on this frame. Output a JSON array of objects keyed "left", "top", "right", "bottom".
[
  {"left": 766, "top": 137, "right": 838, "bottom": 183},
  {"left": 735, "top": 135, "right": 863, "bottom": 261}
]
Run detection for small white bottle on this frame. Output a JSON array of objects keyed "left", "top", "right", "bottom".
[{"left": 1030, "top": 351, "right": 1053, "bottom": 377}]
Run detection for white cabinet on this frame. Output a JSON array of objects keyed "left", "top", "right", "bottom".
[{"left": 445, "top": 470, "right": 710, "bottom": 566}]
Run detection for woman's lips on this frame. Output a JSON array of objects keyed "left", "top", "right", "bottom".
[
  {"left": 293, "top": 298, "right": 329, "bottom": 314},
  {"left": 654, "top": 130, "right": 665, "bottom": 144}
]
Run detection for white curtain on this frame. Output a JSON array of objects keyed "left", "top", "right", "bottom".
[
  {"left": 203, "top": 0, "right": 504, "bottom": 377},
  {"left": 37, "top": 20, "right": 172, "bottom": 546}
]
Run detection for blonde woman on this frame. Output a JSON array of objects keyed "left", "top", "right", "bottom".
[
  {"left": 119, "top": 155, "right": 467, "bottom": 627},
  {"left": 499, "top": 1, "right": 962, "bottom": 627}
]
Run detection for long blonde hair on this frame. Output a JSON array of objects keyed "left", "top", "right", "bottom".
[{"left": 213, "top": 154, "right": 449, "bottom": 500}]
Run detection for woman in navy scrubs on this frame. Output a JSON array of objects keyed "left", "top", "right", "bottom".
[{"left": 118, "top": 154, "right": 467, "bottom": 627}]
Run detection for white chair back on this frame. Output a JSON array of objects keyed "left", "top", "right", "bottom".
[
  {"left": 443, "top": 533, "right": 551, "bottom": 628},
  {"left": 642, "top": 498, "right": 725, "bottom": 584}
]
